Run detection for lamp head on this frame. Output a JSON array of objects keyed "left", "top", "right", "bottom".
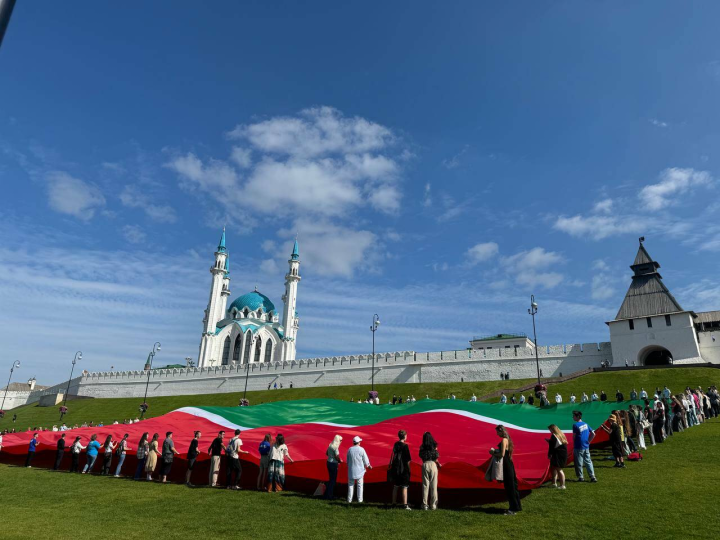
[
  {"left": 157, "top": 345, "right": 162, "bottom": 351},
  {"left": 77, "top": 352, "right": 83, "bottom": 360},
  {"left": 531, "top": 301, "right": 538, "bottom": 310},
  {"left": 375, "top": 319, "right": 380, "bottom": 327},
  {"left": 13, "top": 360, "right": 20, "bottom": 369}
]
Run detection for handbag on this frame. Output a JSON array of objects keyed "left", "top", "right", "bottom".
[{"left": 484, "top": 456, "right": 504, "bottom": 482}]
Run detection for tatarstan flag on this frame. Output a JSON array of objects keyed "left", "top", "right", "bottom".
[{"left": 0, "top": 399, "right": 636, "bottom": 490}]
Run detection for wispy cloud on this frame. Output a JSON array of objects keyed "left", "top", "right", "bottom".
[
  {"left": 46, "top": 171, "right": 106, "bottom": 221},
  {"left": 639, "top": 168, "right": 712, "bottom": 211},
  {"left": 442, "top": 145, "right": 469, "bottom": 169},
  {"left": 649, "top": 118, "right": 669, "bottom": 128}
]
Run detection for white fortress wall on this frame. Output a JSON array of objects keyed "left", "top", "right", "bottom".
[
  {"left": 697, "top": 331, "right": 720, "bottom": 363},
  {"left": 75, "top": 343, "right": 613, "bottom": 399},
  {"left": 1, "top": 377, "right": 83, "bottom": 411}
]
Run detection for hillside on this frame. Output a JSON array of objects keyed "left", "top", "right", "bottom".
[{"left": 2, "top": 367, "right": 718, "bottom": 431}]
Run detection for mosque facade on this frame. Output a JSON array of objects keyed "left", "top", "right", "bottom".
[{"left": 197, "top": 230, "right": 301, "bottom": 368}]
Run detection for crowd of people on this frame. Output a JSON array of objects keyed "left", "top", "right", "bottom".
[
  {"left": 2, "top": 382, "right": 718, "bottom": 514},
  {"left": 498, "top": 384, "right": 720, "bottom": 414}
]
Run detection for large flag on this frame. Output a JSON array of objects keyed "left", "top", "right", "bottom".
[{"left": 0, "top": 398, "right": 637, "bottom": 490}]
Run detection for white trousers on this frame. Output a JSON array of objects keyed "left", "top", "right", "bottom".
[{"left": 347, "top": 476, "right": 364, "bottom": 503}]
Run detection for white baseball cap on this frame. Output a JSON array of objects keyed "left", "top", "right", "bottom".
[{"left": 353, "top": 436, "right": 362, "bottom": 443}]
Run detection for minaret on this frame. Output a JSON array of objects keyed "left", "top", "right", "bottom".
[
  {"left": 218, "top": 255, "right": 231, "bottom": 321},
  {"left": 281, "top": 239, "right": 301, "bottom": 361},
  {"left": 198, "top": 229, "right": 229, "bottom": 367}
]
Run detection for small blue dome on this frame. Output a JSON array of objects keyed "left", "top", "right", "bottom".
[{"left": 228, "top": 291, "right": 276, "bottom": 315}]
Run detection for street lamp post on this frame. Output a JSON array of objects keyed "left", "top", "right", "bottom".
[
  {"left": 528, "top": 295, "right": 541, "bottom": 384},
  {"left": 60, "top": 351, "right": 82, "bottom": 420},
  {"left": 1, "top": 360, "right": 20, "bottom": 413},
  {"left": 370, "top": 314, "right": 380, "bottom": 391},
  {"left": 140, "top": 342, "right": 161, "bottom": 419}
]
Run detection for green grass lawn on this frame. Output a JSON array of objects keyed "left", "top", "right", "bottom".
[
  {"left": 2, "top": 367, "right": 718, "bottom": 431},
  {"left": 1, "top": 417, "right": 719, "bottom": 539},
  {"left": 0, "top": 378, "right": 534, "bottom": 431}
]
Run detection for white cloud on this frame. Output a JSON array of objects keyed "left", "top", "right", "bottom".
[
  {"left": 592, "top": 259, "right": 610, "bottom": 272},
  {"left": 227, "top": 106, "right": 394, "bottom": 159},
  {"left": 466, "top": 242, "right": 499, "bottom": 265},
  {"left": 553, "top": 214, "right": 646, "bottom": 240},
  {"left": 273, "top": 219, "right": 377, "bottom": 278},
  {"left": 170, "top": 107, "right": 404, "bottom": 220},
  {"left": 230, "top": 147, "right": 252, "bottom": 168},
  {"left": 591, "top": 274, "right": 616, "bottom": 300},
  {"left": 259, "top": 258, "right": 279, "bottom": 274},
  {"left": 593, "top": 198, "right": 613, "bottom": 214},
  {"left": 122, "top": 224, "right": 146, "bottom": 244},
  {"left": 46, "top": 171, "right": 105, "bottom": 221},
  {"left": 119, "top": 185, "right": 177, "bottom": 223},
  {"left": 423, "top": 183, "right": 432, "bottom": 207},
  {"left": 502, "top": 247, "right": 565, "bottom": 290},
  {"left": 639, "top": 168, "right": 712, "bottom": 211},
  {"left": 442, "top": 145, "right": 469, "bottom": 169},
  {"left": 649, "top": 118, "right": 668, "bottom": 128},
  {"left": 102, "top": 162, "right": 126, "bottom": 173}
]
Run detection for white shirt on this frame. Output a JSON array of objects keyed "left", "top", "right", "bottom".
[
  {"left": 346, "top": 445, "right": 371, "bottom": 480},
  {"left": 555, "top": 394, "right": 562, "bottom": 403},
  {"left": 500, "top": 395, "right": 507, "bottom": 404},
  {"left": 270, "top": 443, "right": 289, "bottom": 462},
  {"left": 226, "top": 437, "right": 242, "bottom": 459},
  {"left": 570, "top": 395, "right": 576, "bottom": 403},
  {"left": 519, "top": 395, "right": 525, "bottom": 403},
  {"left": 470, "top": 395, "right": 477, "bottom": 402},
  {"left": 581, "top": 394, "right": 588, "bottom": 402},
  {"left": 60, "top": 425, "right": 67, "bottom": 431},
  {"left": 591, "top": 393, "right": 598, "bottom": 401},
  {"left": 640, "top": 390, "right": 648, "bottom": 399}
]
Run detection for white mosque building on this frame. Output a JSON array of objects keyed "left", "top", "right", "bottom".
[{"left": 197, "top": 230, "right": 301, "bottom": 367}]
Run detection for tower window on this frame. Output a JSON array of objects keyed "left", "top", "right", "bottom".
[
  {"left": 647, "top": 317, "right": 653, "bottom": 328},
  {"left": 629, "top": 320, "right": 634, "bottom": 330},
  {"left": 665, "top": 315, "right": 672, "bottom": 326}
]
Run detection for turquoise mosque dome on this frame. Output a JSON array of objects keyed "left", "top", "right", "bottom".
[{"left": 228, "top": 290, "right": 277, "bottom": 315}]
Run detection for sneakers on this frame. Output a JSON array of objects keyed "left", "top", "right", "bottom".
[
  {"left": 590, "top": 477, "right": 598, "bottom": 483},
  {"left": 551, "top": 483, "right": 558, "bottom": 488},
  {"left": 559, "top": 485, "right": 566, "bottom": 490},
  {"left": 403, "top": 505, "right": 412, "bottom": 510},
  {"left": 504, "top": 510, "right": 516, "bottom": 515},
  {"left": 577, "top": 478, "right": 584, "bottom": 482}
]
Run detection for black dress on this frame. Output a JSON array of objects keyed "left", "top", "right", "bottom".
[
  {"left": 390, "top": 441, "right": 412, "bottom": 488},
  {"left": 500, "top": 443, "right": 522, "bottom": 512},
  {"left": 547, "top": 434, "right": 567, "bottom": 468}
]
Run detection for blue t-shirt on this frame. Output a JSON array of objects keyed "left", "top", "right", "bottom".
[
  {"left": 572, "top": 421, "right": 592, "bottom": 450},
  {"left": 86, "top": 441, "right": 102, "bottom": 457},
  {"left": 258, "top": 441, "right": 271, "bottom": 456},
  {"left": 29, "top": 438, "right": 38, "bottom": 452}
]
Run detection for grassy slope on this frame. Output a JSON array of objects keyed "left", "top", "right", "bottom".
[
  {"left": 0, "top": 378, "right": 534, "bottom": 431},
  {"left": 1, "top": 420, "right": 719, "bottom": 539},
  {"left": 3, "top": 367, "right": 718, "bottom": 431},
  {"left": 506, "top": 367, "right": 719, "bottom": 403}
]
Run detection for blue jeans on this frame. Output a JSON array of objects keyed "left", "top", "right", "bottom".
[
  {"left": 134, "top": 456, "right": 147, "bottom": 479},
  {"left": 83, "top": 454, "right": 97, "bottom": 473},
  {"left": 115, "top": 454, "right": 126, "bottom": 476},
  {"left": 573, "top": 448, "right": 595, "bottom": 480},
  {"left": 324, "top": 461, "right": 338, "bottom": 499}
]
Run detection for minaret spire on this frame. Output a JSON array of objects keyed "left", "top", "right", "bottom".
[
  {"left": 281, "top": 237, "right": 301, "bottom": 361},
  {"left": 218, "top": 226, "right": 227, "bottom": 253}
]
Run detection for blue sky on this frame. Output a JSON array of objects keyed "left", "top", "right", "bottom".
[{"left": 2, "top": 2, "right": 720, "bottom": 384}]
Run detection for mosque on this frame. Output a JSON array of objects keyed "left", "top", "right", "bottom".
[{"left": 197, "top": 230, "right": 300, "bottom": 367}]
